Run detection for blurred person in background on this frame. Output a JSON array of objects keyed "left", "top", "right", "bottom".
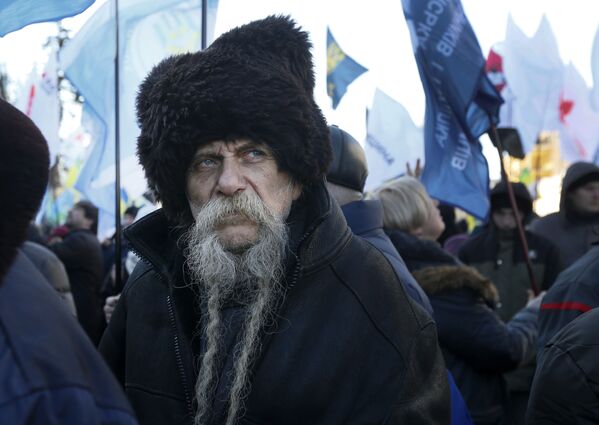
[
  {"left": 531, "top": 162, "right": 599, "bottom": 268},
  {"left": 50, "top": 200, "right": 105, "bottom": 344},
  {"left": 0, "top": 97, "right": 136, "bottom": 425}
]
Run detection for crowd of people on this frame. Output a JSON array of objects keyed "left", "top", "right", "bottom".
[{"left": 2, "top": 15, "right": 599, "bottom": 425}]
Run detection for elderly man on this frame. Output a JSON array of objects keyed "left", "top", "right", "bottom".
[{"left": 100, "top": 16, "right": 449, "bottom": 425}]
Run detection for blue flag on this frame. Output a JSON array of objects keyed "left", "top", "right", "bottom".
[
  {"left": 327, "top": 28, "right": 367, "bottom": 109},
  {"left": 402, "top": 0, "right": 503, "bottom": 220},
  {"left": 60, "top": 0, "right": 219, "bottom": 236},
  {"left": 0, "top": 0, "right": 95, "bottom": 37}
]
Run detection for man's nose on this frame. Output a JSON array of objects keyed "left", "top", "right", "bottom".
[{"left": 216, "top": 159, "right": 246, "bottom": 196}]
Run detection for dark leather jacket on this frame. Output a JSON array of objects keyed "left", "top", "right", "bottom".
[{"left": 100, "top": 183, "right": 450, "bottom": 425}]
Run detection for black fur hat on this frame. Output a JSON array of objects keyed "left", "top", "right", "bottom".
[
  {"left": 0, "top": 99, "right": 49, "bottom": 281},
  {"left": 136, "top": 15, "right": 331, "bottom": 224}
]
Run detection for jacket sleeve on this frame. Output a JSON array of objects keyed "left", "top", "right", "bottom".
[
  {"left": 537, "top": 284, "right": 599, "bottom": 353},
  {"left": 439, "top": 301, "right": 538, "bottom": 373},
  {"left": 386, "top": 322, "right": 451, "bottom": 424},
  {"left": 540, "top": 241, "right": 563, "bottom": 290},
  {"left": 0, "top": 387, "right": 137, "bottom": 425},
  {"left": 526, "top": 344, "right": 599, "bottom": 425}
]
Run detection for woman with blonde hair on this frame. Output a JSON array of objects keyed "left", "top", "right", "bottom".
[{"left": 368, "top": 176, "right": 454, "bottom": 271}]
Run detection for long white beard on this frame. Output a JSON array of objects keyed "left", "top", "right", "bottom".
[{"left": 183, "top": 191, "right": 289, "bottom": 425}]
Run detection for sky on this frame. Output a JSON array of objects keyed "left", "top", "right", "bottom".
[{"left": 0, "top": 0, "right": 598, "bottom": 192}]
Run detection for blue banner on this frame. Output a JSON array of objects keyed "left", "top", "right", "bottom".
[
  {"left": 60, "top": 0, "right": 219, "bottom": 236},
  {"left": 0, "top": 0, "right": 95, "bottom": 37},
  {"left": 402, "top": 0, "right": 503, "bottom": 220},
  {"left": 326, "top": 28, "right": 367, "bottom": 109}
]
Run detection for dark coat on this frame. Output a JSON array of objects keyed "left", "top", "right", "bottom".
[
  {"left": 458, "top": 226, "right": 561, "bottom": 322},
  {"left": 527, "top": 308, "right": 599, "bottom": 425},
  {"left": 530, "top": 162, "right": 599, "bottom": 268},
  {"left": 537, "top": 244, "right": 599, "bottom": 351},
  {"left": 100, "top": 184, "right": 450, "bottom": 425},
  {"left": 50, "top": 228, "right": 105, "bottom": 344},
  {"left": 0, "top": 251, "right": 136, "bottom": 425},
  {"left": 386, "top": 229, "right": 460, "bottom": 272},
  {"left": 415, "top": 266, "right": 538, "bottom": 425}
]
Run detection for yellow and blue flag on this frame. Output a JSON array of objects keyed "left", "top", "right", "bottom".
[
  {"left": 402, "top": 0, "right": 503, "bottom": 220},
  {"left": 327, "top": 28, "right": 367, "bottom": 109}
]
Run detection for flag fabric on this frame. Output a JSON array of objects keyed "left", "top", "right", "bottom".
[
  {"left": 60, "top": 0, "right": 219, "bottom": 236},
  {"left": 402, "top": 0, "right": 503, "bottom": 220},
  {"left": 502, "top": 15, "right": 563, "bottom": 152},
  {"left": 558, "top": 63, "right": 599, "bottom": 162},
  {"left": 15, "top": 45, "right": 61, "bottom": 166},
  {"left": 485, "top": 45, "right": 515, "bottom": 128},
  {"left": 591, "top": 27, "right": 599, "bottom": 112},
  {"left": 326, "top": 28, "right": 367, "bottom": 109},
  {"left": 364, "top": 88, "right": 423, "bottom": 191},
  {"left": 0, "top": 0, "right": 95, "bottom": 37}
]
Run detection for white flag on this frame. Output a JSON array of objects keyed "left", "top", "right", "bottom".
[
  {"left": 559, "top": 63, "right": 599, "bottom": 162},
  {"left": 502, "top": 15, "right": 564, "bottom": 152},
  {"left": 591, "top": 27, "right": 599, "bottom": 111},
  {"left": 364, "top": 88, "right": 423, "bottom": 191},
  {"left": 16, "top": 50, "right": 60, "bottom": 166}
]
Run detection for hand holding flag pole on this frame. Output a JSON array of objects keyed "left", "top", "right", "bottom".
[{"left": 490, "top": 124, "right": 540, "bottom": 295}]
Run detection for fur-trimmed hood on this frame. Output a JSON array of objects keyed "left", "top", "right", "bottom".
[
  {"left": 136, "top": 15, "right": 331, "bottom": 224},
  {"left": 412, "top": 265, "right": 499, "bottom": 306}
]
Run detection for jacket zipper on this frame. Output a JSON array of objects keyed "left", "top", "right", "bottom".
[
  {"left": 128, "top": 245, "right": 195, "bottom": 421},
  {"left": 167, "top": 294, "right": 195, "bottom": 421}
]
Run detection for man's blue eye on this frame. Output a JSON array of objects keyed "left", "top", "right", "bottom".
[
  {"left": 246, "top": 149, "right": 265, "bottom": 159},
  {"left": 195, "top": 158, "right": 217, "bottom": 169}
]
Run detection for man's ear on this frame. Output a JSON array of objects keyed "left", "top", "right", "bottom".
[{"left": 83, "top": 216, "right": 94, "bottom": 231}]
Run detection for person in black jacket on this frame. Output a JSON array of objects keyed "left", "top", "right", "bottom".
[
  {"left": 413, "top": 266, "right": 542, "bottom": 425},
  {"left": 50, "top": 200, "right": 105, "bottom": 344},
  {"left": 0, "top": 97, "right": 137, "bottom": 424},
  {"left": 100, "top": 17, "right": 450, "bottom": 425},
  {"left": 459, "top": 181, "right": 561, "bottom": 322},
  {"left": 527, "top": 308, "right": 599, "bottom": 424}
]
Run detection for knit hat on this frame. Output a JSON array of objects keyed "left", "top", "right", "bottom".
[
  {"left": 136, "top": 15, "right": 331, "bottom": 224},
  {"left": 327, "top": 125, "right": 368, "bottom": 192},
  {"left": 0, "top": 99, "right": 49, "bottom": 281},
  {"left": 490, "top": 181, "right": 533, "bottom": 218}
]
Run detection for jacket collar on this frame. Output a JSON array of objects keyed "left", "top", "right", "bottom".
[
  {"left": 341, "top": 200, "right": 382, "bottom": 236},
  {"left": 124, "top": 181, "right": 351, "bottom": 282}
]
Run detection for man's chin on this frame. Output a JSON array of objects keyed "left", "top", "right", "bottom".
[{"left": 216, "top": 224, "right": 259, "bottom": 253}]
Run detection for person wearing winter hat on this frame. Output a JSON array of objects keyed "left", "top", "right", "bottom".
[
  {"left": 100, "top": 16, "right": 449, "bottom": 425},
  {"left": 0, "top": 98, "right": 137, "bottom": 424},
  {"left": 458, "top": 181, "right": 560, "bottom": 425},
  {"left": 459, "top": 181, "right": 561, "bottom": 322},
  {"left": 530, "top": 161, "right": 599, "bottom": 268}
]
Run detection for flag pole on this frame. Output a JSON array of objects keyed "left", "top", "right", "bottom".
[
  {"left": 201, "top": 0, "right": 207, "bottom": 50},
  {"left": 491, "top": 124, "right": 540, "bottom": 295},
  {"left": 114, "top": 0, "right": 123, "bottom": 292}
]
